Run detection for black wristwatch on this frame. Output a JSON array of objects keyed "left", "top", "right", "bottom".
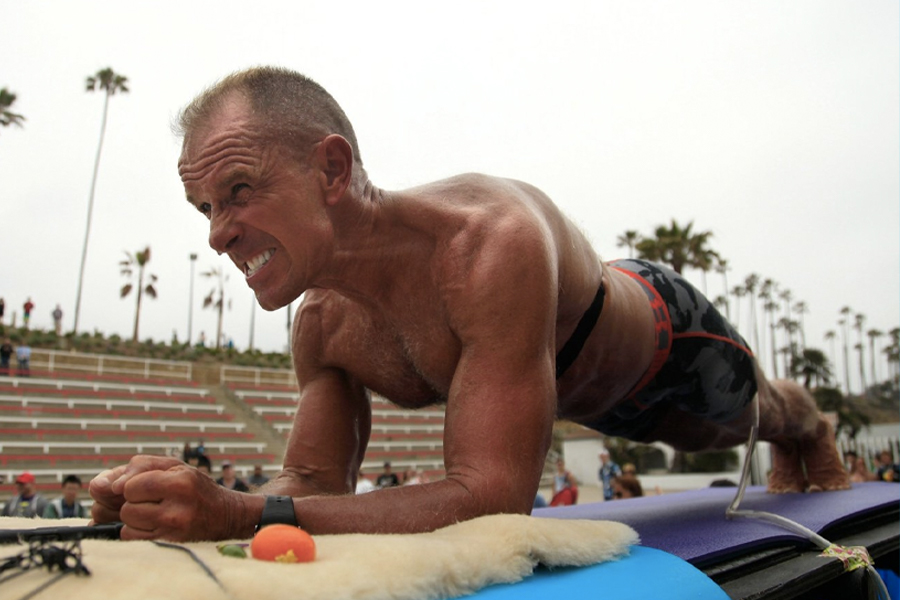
[{"left": 256, "top": 495, "right": 298, "bottom": 532}]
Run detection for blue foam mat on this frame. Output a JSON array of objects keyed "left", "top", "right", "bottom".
[{"left": 469, "top": 545, "right": 729, "bottom": 599}]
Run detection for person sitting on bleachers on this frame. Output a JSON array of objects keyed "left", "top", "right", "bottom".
[
  {"left": 1, "top": 472, "right": 48, "bottom": 518},
  {"left": 549, "top": 458, "right": 579, "bottom": 506},
  {"left": 375, "top": 462, "right": 400, "bottom": 489},
  {"left": 356, "top": 470, "right": 376, "bottom": 494},
  {"left": 247, "top": 465, "right": 270, "bottom": 489},
  {"left": 15, "top": 342, "right": 31, "bottom": 377},
  {"left": 216, "top": 461, "right": 249, "bottom": 492},
  {"left": 43, "top": 475, "right": 89, "bottom": 519},
  {"left": 0, "top": 338, "right": 12, "bottom": 375}
]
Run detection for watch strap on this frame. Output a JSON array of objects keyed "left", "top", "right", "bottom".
[{"left": 256, "top": 495, "right": 298, "bottom": 532}]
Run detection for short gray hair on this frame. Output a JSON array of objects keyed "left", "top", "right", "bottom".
[{"left": 176, "top": 66, "right": 362, "bottom": 166}]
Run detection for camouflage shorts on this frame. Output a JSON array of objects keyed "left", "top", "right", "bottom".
[{"left": 587, "top": 259, "right": 758, "bottom": 440}]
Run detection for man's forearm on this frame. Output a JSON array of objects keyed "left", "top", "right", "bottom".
[{"left": 286, "top": 476, "right": 530, "bottom": 535}]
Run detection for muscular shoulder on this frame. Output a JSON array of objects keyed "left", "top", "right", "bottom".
[{"left": 291, "top": 291, "right": 368, "bottom": 373}]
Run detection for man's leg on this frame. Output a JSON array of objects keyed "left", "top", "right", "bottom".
[
  {"left": 756, "top": 374, "right": 850, "bottom": 492},
  {"left": 638, "top": 367, "right": 849, "bottom": 492}
]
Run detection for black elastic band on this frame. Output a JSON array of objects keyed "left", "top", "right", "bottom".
[{"left": 555, "top": 282, "right": 606, "bottom": 379}]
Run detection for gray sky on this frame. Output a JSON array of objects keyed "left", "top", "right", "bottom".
[{"left": 2, "top": 1, "right": 897, "bottom": 393}]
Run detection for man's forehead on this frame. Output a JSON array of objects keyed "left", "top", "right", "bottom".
[{"left": 179, "top": 95, "right": 256, "bottom": 164}]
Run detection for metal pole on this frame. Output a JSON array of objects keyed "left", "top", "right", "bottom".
[
  {"left": 188, "top": 253, "right": 197, "bottom": 344},
  {"left": 249, "top": 292, "right": 256, "bottom": 351}
]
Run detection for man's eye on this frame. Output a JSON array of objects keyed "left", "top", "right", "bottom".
[
  {"left": 199, "top": 203, "right": 212, "bottom": 218},
  {"left": 232, "top": 184, "right": 250, "bottom": 200}
]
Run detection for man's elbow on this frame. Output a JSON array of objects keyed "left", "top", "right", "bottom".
[{"left": 445, "top": 472, "right": 536, "bottom": 518}]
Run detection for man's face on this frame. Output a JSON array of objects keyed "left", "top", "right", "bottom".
[
  {"left": 62, "top": 482, "right": 80, "bottom": 503},
  {"left": 16, "top": 481, "right": 34, "bottom": 496},
  {"left": 179, "top": 94, "right": 333, "bottom": 311},
  {"left": 223, "top": 465, "right": 234, "bottom": 478}
]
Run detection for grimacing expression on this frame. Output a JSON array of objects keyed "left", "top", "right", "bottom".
[{"left": 179, "top": 96, "right": 333, "bottom": 311}]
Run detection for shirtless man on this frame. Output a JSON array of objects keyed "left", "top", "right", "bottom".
[{"left": 89, "top": 67, "right": 849, "bottom": 542}]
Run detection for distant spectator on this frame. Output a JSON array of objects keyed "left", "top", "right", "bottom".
[
  {"left": 22, "top": 297, "right": 34, "bottom": 329},
  {"left": 52, "top": 304, "right": 63, "bottom": 336},
  {"left": 2, "top": 472, "right": 48, "bottom": 518},
  {"left": 875, "top": 451, "right": 899, "bottom": 483},
  {"left": 197, "top": 331, "right": 206, "bottom": 347},
  {"left": 195, "top": 439, "right": 206, "bottom": 456},
  {"left": 16, "top": 342, "right": 31, "bottom": 376},
  {"left": 216, "top": 461, "right": 249, "bottom": 492},
  {"left": 181, "top": 441, "right": 194, "bottom": 462},
  {"left": 0, "top": 297, "right": 5, "bottom": 324},
  {"left": 43, "top": 475, "right": 89, "bottom": 519},
  {"left": 598, "top": 449, "right": 622, "bottom": 501},
  {"left": 356, "top": 470, "right": 376, "bottom": 494},
  {"left": 549, "top": 458, "right": 579, "bottom": 506},
  {"left": 375, "top": 462, "right": 400, "bottom": 488},
  {"left": 403, "top": 468, "right": 427, "bottom": 486},
  {"left": 0, "top": 338, "right": 12, "bottom": 375},
  {"left": 248, "top": 465, "right": 270, "bottom": 488},
  {"left": 611, "top": 474, "right": 644, "bottom": 500},
  {"left": 849, "top": 454, "right": 877, "bottom": 483}
]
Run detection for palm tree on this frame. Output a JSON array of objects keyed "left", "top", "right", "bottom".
[
  {"left": 764, "top": 299, "right": 780, "bottom": 378},
  {"left": 854, "top": 313, "right": 867, "bottom": 394},
  {"left": 715, "top": 258, "right": 731, "bottom": 320},
  {"left": 119, "top": 247, "right": 158, "bottom": 342},
  {"left": 779, "top": 289, "right": 793, "bottom": 351},
  {"left": 743, "top": 274, "right": 760, "bottom": 352},
  {"left": 713, "top": 295, "right": 729, "bottom": 314},
  {"left": 202, "top": 265, "right": 230, "bottom": 350},
  {"left": 867, "top": 328, "right": 883, "bottom": 385},
  {"left": 635, "top": 219, "right": 713, "bottom": 275},
  {"left": 0, "top": 88, "right": 25, "bottom": 131},
  {"left": 689, "top": 237, "right": 719, "bottom": 296},
  {"left": 813, "top": 387, "right": 870, "bottom": 439},
  {"left": 758, "top": 279, "right": 775, "bottom": 367},
  {"left": 791, "top": 348, "right": 832, "bottom": 389},
  {"left": 793, "top": 300, "right": 809, "bottom": 351},
  {"left": 884, "top": 328, "right": 900, "bottom": 384},
  {"left": 73, "top": 68, "right": 130, "bottom": 334},
  {"left": 824, "top": 329, "right": 837, "bottom": 375},
  {"left": 730, "top": 285, "right": 745, "bottom": 334},
  {"left": 839, "top": 307, "right": 852, "bottom": 393},
  {"left": 616, "top": 230, "right": 641, "bottom": 259}
]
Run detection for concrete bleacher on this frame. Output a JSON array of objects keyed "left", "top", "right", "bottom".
[
  {"left": 0, "top": 353, "right": 275, "bottom": 502},
  {"left": 222, "top": 364, "right": 448, "bottom": 482},
  {"left": 0, "top": 354, "right": 452, "bottom": 506}
]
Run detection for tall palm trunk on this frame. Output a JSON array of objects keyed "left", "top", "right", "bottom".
[
  {"left": 869, "top": 336, "right": 878, "bottom": 385},
  {"left": 73, "top": 90, "right": 111, "bottom": 333},
  {"left": 132, "top": 265, "right": 144, "bottom": 342},
  {"left": 769, "top": 320, "right": 779, "bottom": 378}
]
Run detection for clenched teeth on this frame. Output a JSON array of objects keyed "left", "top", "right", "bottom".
[{"left": 244, "top": 249, "right": 274, "bottom": 278}]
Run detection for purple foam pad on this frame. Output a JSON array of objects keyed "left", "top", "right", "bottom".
[{"left": 534, "top": 482, "right": 899, "bottom": 565}]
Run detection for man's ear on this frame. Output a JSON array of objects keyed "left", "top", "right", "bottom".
[{"left": 315, "top": 134, "right": 354, "bottom": 206}]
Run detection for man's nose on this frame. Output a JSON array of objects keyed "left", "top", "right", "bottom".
[{"left": 208, "top": 211, "right": 239, "bottom": 254}]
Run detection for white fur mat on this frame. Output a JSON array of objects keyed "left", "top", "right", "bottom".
[{"left": 0, "top": 514, "right": 637, "bottom": 600}]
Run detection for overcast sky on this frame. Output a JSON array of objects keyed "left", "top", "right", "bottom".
[{"left": 2, "top": 1, "right": 897, "bottom": 392}]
